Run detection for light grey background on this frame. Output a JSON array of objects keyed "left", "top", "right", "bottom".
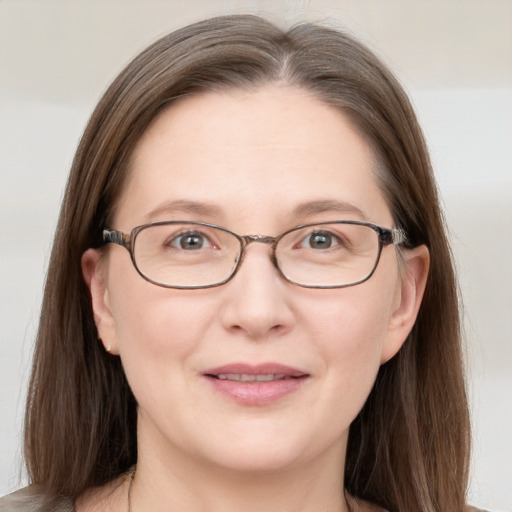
[{"left": 1, "top": 1, "right": 511, "bottom": 510}]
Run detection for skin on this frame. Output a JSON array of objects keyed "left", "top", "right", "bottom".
[{"left": 81, "top": 84, "right": 429, "bottom": 512}]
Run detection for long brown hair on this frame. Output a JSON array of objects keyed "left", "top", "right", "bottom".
[{"left": 24, "top": 15, "right": 470, "bottom": 511}]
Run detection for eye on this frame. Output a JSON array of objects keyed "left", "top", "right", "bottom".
[
  {"left": 300, "top": 230, "right": 342, "bottom": 250},
  {"left": 168, "top": 230, "right": 213, "bottom": 250}
]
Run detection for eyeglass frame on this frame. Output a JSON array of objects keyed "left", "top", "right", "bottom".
[{"left": 102, "top": 220, "right": 407, "bottom": 290}]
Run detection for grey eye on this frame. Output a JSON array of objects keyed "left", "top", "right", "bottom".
[
  {"left": 170, "top": 231, "right": 211, "bottom": 250},
  {"left": 302, "top": 231, "right": 339, "bottom": 249}
]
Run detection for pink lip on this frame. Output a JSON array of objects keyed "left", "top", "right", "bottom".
[{"left": 202, "top": 363, "right": 309, "bottom": 406}]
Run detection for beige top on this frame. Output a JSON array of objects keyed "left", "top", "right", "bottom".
[
  {"left": 0, "top": 486, "right": 73, "bottom": 511},
  {"left": 0, "top": 486, "right": 491, "bottom": 512}
]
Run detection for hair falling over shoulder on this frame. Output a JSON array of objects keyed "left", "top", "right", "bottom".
[{"left": 24, "top": 14, "right": 470, "bottom": 512}]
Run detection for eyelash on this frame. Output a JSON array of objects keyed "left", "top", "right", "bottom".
[
  {"left": 166, "top": 230, "right": 215, "bottom": 250},
  {"left": 290, "top": 229, "right": 347, "bottom": 251}
]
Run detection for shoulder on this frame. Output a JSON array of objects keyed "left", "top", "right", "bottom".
[
  {"left": 347, "top": 495, "right": 388, "bottom": 511},
  {"left": 349, "top": 495, "right": 492, "bottom": 512},
  {"left": 0, "top": 486, "right": 74, "bottom": 512}
]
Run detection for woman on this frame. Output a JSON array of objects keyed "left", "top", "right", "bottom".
[{"left": 1, "top": 14, "right": 481, "bottom": 512}]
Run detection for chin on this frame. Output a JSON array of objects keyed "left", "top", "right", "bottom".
[{"left": 190, "top": 425, "right": 345, "bottom": 476}]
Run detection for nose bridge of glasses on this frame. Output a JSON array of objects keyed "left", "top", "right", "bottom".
[
  {"left": 241, "top": 234, "right": 278, "bottom": 246},
  {"left": 234, "top": 234, "right": 280, "bottom": 279},
  {"left": 238, "top": 234, "right": 279, "bottom": 268}
]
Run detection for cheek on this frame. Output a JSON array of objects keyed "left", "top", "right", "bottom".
[
  {"left": 111, "top": 288, "right": 212, "bottom": 356},
  {"left": 108, "top": 285, "right": 220, "bottom": 431},
  {"left": 105, "top": 258, "right": 217, "bottom": 396},
  {"left": 306, "top": 279, "right": 394, "bottom": 351},
  {"left": 317, "top": 300, "right": 387, "bottom": 384},
  {"left": 304, "top": 273, "right": 397, "bottom": 390}
]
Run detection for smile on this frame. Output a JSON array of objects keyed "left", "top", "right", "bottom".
[
  {"left": 214, "top": 373, "right": 297, "bottom": 381},
  {"left": 203, "top": 363, "right": 309, "bottom": 405}
]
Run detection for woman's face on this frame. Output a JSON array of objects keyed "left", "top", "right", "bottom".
[{"left": 84, "top": 85, "right": 427, "bottom": 475}]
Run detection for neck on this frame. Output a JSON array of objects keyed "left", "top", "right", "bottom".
[
  {"left": 131, "top": 432, "right": 350, "bottom": 512},
  {"left": 131, "top": 463, "right": 349, "bottom": 512}
]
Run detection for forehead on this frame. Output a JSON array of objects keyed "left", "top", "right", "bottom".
[{"left": 115, "top": 85, "right": 391, "bottom": 230}]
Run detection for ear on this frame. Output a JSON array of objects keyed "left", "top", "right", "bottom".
[
  {"left": 81, "top": 248, "right": 119, "bottom": 355},
  {"left": 381, "top": 244, "right": 430, "bottom": 364}
]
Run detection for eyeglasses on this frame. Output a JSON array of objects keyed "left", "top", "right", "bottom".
[{"left": 103, "top": 220, "right": 406, "bottom": 289}]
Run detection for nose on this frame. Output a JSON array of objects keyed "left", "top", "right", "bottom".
[{"left": 220, "top": 244, "right": 294, "bottom": 340}]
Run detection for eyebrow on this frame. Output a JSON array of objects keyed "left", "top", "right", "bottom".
[
  {"left": 292, "top": 200, "right": 369, "bottom": 221},
  {"left": 144, "top": 200, "right": 223, "bottom": 221},
  {"left": 143, "top": 198, "right": 369, "bottom": 224}
]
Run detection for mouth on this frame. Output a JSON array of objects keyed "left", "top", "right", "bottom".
[
  {"left": 202, "top": 363, "right": 309, "bottom": 405},
  {"left": 204, "top": 362, "right": 308, "bottom": 380},
  {"left": 211, "top": 373, "right": 302, "bottom": 382}
]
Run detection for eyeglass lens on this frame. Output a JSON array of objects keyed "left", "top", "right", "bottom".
[{"left": 132, "top": 222, "right": 382, "bottom": 288}]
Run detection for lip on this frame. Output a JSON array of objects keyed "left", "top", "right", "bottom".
[{"left": 202, "top": 363, "right": 309, "bottom": 406}]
